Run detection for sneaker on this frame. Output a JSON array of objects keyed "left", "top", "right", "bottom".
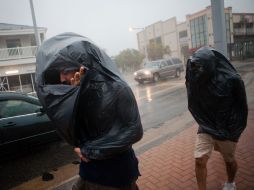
[{"left": 223, "top": 182, "right": 236, "bottom": 190}]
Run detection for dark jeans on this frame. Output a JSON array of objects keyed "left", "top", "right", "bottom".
[{"left": 72, "top": 177, "right": 139, "bottom": 190}]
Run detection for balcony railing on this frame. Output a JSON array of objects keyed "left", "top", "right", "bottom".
[
  {"left": 234, "top": 28, "right": 254, "bottom": 35},
  {"left": 0, "top": 46, "right": 38, "bottom": 61},
  {"left": 234, "top": 28, "right": 245, "bottom": 35},
  {"left": 246, "top": 28, "right": 254, "bottom": 35}
]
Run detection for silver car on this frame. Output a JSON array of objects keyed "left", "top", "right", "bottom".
[{"left": 134, "top": 58, "right": 184, "bottom": 84}]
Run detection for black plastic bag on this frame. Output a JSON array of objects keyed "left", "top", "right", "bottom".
[{"left": 35, "top": 33, "right": 143, "bottom": 159}]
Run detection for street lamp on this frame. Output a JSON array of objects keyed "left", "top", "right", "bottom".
[{"left": 129, "top": 27, "right": 149, "bottom": 63}]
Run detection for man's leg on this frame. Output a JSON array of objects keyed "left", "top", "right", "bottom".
[
  {"left": 215, "top": 140, "right": 237, "bottom": 189},
  {"left": 194, "top": 134, "right": 214, "bottom": 190},
  {"left": 195, "top": 155, "right": 209, "bottom": 190},
  {"left": 225, "top": 159, "right": 238, "bottom": 183}
]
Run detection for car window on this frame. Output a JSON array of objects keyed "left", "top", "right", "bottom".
[
  {"left": 0, "top": 100, "right": 40, "bottom": 119},
  {"left": 160, "top": 61, "right": 167, "bottom": 67},
  {"left": 166, "top": 59, "right": 173, "bottom": 65},
  {"left": 172, "top": 58, "right": 182, "bottom": 64},
  {"left": 144, "top": 61, "right": 160, "bottom": 68}
]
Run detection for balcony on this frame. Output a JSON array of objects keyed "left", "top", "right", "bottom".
[
  {"left": 246, "top": 28, "right": 254, "bottom": 35},
  {"left": 234, "top": 28, "right": 254, "bottom": 35},
  {"left": 0, "top": 46, "right": 38, "bottom": 61},
  {"left": 234, "top": 28, "right": 245, "bottom": 35}
]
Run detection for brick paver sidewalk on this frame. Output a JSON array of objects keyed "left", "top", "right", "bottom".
[{"left": 137, "top": 108, "right": 254, "bottom": 190}]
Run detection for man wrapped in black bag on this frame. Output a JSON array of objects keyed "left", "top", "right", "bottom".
[
  {"left": 35, "top": 33, "right": 143, "bottom": 190},
  {"left": 186, "top": 47, "right": 248, "bottom": 190}
]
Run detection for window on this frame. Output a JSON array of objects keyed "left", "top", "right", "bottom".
[
  {"left": 0, "top": 100, "right": 39, "bottom": 119},
  {"left": 190, "top": 15, "right": 208, "bottom": 48},
  {"left": 6, "top": 39, "right": 22, "bottom": 56},
  {"left": 6, "top": 39, "right": 21, "bottom": 48},
  {"left": 149, "top": 39, "right": 155, "bottom": 44},
  {"left": 234, "top": 23, "right": 242, "bottom": 29},
  {"left": 8, "top": 75, "right": 20, "bottom": 92},
  {"left": 172, "top": 58, "right": 181, "bottom": 64},
  {"left": 246, "top": 23, "right": 253, "bottom": 29},
  {"left": 179, "top": 30, "right": 187, "bottom": 38},
  {"left": 160, "top": 61, "right": 167, "bottom": 67},
  {"left": 155, "top": 37, "right": 162, "bottom": 44},
  {"left": 166, "top": 59, "right": 173, "bottom": 65},
  {"left": 20, "top": 74, "right": 33, "bottom": 93}
]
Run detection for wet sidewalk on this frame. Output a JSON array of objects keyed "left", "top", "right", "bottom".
[{"left": 136, "top": 105, "right": 254, "bottom": 189}]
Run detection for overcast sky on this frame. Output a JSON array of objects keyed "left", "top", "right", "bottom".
[{"left": 0, "top": 0, "right": 253, "bottom": 56}]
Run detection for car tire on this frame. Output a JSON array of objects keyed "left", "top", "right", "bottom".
[
  {"left": 175, "top": 69, "right": 181, "bottom": 78},
  {"left": 153, "top": 73, "right": 160, "bottom": 82}
]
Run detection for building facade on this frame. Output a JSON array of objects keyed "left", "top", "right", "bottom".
[
  {"left": 186, "top": 6, "right": 234, "bottom": 57},
  {"left": 177, "top": 21, "right": 189, "bottom": 63},
  {"left": 0, "top": 23, "right": 46, "bottom": 93},
  {"left": 137, "top": 17, "right": 181, "bottom": 60},
  {"left": 136, "top": 6, "right": 254, "bottom": 62},
  {"left": 231, "top": 13, "right": 254, "bottom": 59}
]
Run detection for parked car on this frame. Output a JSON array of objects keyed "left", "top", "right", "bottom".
[
  {"left": 134, "top": 58, "right": 184, "bottom": 84},
  {"left": 0, "top": 92, "right": 59, "bottom": 156}
]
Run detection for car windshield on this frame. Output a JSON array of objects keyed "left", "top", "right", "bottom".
[{"left": 144, "top": 61, "right": 160, "bottom": 69}]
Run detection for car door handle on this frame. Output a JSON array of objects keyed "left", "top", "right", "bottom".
[{"left": 2, "top": 122, "right": 16, "bottom": 127}]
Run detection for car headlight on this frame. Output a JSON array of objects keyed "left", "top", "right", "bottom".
[
  {"left": 134, "top": 72, "right": 137, "bottom": 76},
  {"left": 144, "top": 70, "right": 151, "bottom": 75}
]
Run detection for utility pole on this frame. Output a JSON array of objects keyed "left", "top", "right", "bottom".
[
  {"left": 29, "top": 0, "right": 41, "bottom": 46},
  {"left": 211, "top": 0, "right": 227, "bottom": 57}
]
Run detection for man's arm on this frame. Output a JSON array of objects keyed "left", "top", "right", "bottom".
[
  {"left": 230, "top": 77, "right": 248, "bottom": 138},
  {"left": 223, "top": 77, "right": 248, "bottom": 141},
  {"left": 80, "top": 86, "right": 143, "bottom": 160}
]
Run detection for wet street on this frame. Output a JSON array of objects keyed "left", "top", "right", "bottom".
[
  {"left": 1, "top": 63, "right": 254, "bottom": 190},
  {"left": 130, "top": 77, "right": 187, "bottom": 131}
]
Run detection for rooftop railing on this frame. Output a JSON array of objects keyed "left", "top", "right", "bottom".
[{"left": 0, "top": 46, "right": 38, "bottom": 61}]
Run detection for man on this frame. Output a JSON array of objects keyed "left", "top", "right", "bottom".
[
  {"left": 35, "top": 33, "right": 143, "bottom": 190},
  {"left": 185, "top": 47, "right": 248, "bottom": 190}
]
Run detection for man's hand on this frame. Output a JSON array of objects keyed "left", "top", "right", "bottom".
[
  {"left": 71, "top": 67, "right": 85, "bottom": 86},
  {"left": 74, "top": 147, "right": 90, "bottom": 162}
]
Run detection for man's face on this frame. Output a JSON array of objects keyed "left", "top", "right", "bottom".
[
  {"left": 191, "top": 61, "right": 204, "bottom": 75},
  {"left": 190, "top": 60, "right": 208, "bottom": 83},
  {"left": 60, "top": 70, "right": 76, "bottom": 85}
]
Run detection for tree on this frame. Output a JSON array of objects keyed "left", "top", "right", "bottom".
[
  {"left": 115, "top": 49, "right": 144, "bottom": 72},
  {"left": 164, "top": 45, "right": 172, "bottom": 57},
  {"left": 147, "top": 43, "right": 171, "bottom": 60}
]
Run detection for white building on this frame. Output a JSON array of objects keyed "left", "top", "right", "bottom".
[
  {"left": 137, "top": 17, "right": 181, "bottom": 60},
  {"left": 177, "top": 21, "right": 189, "bottom": 63},
  {"left": 0, "top": 23, "right": 46, "bottom": 92},
  {"left": 136, "top": 6, "right": 254, "bottom": 61}
]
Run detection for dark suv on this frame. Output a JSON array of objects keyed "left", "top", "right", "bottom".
[{"left": 134, "top": 58, "right": 184, "bottom": 84}]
